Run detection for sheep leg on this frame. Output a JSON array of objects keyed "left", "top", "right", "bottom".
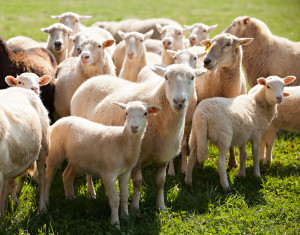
[
  {"left": 86, "top": 174, "right": 96, "bottom": 199},
  {"left": 263, "top": 125, "right": 278, "bottom": 164},
  {"left": 0, "top": 180, "right": 9, "bottom": 218},
  {"left": 15, "top": 172, "right": 28, "bottom": 195},
  {"left": 37, "top": 154, "right": 47, "bottom": 212},
  {"left": 167, "top": 159, "right": 175, "bottom": 176},
  {"left": 62, "top": 163, "right": 78, "bottom": 199},
  {"left": 228, "top": 147, "right": 237, "bottom": 168},
  {"left": 238, "top": 145, "right": 247, "bottom": 177},
  {"left": 252, "top": 138, "right": 261, "bottom": 178},
  {"left": 103, "top": 174, "right": 120, "bottom": 228},
  {"left": 180, "top": 135, "right": 188, "bottom": 174},
  {"left": 185, "top": 147, "right": 197, "bottom": 185},
  {"left": 217, "top": 147, "right": 230, "bottom": 190},
  {"left": 156, "top": 162, "right": 168, "bottom": 210},
  {"left": 130, "top": 166, "right": 142, "bottom": 211},
  {"left": 9, "top": 179, "right": 18, "bottom": 205},
  {"left": 119, "top": 172, "right": 131, "bottom": 218},
  {"left": 0, "top": 174, "right": 3, "bottom": 217}
]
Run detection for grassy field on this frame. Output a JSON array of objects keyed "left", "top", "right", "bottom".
[{"left": 0, "top": 0, "right": 300, "bottom": 234}]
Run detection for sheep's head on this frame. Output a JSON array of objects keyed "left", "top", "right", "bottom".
[
  {"left": 256, "top": 75, "right": 296, "bottom": 105},
  {"left": 51, "top": 12, "right": 92, "bottom": 35},
  {"left": 5, "top": 73, "right": 52, "bottom": 95},
  {"left": 167, "top": 48, "right": 206, "bottom": 69},
  {"left": 156, "top": 24, "right": 189, "bottom": 51},
  {"left": 118, "top": 30, "right": 153, "bottom": 60},
  {"left": 201, "top": 33, "right": 253, "bottom": 70},
  {"left": 151, "top": 64, "right": 206, "bottom": 112},
  {"left": 41, "top": 23, "right": 73, "bottom": 52},
  {"left": 69, "top": 32, "right": 89, "bottom": 56},
  {"left": 113, "top": 101, "right": 161, "bottom": 134},
  {"left": 184, "top": 23, "right": 218, "bottom": 46}
]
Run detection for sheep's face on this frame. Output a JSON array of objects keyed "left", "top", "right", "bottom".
[
  {"left": 224, "top": 16, "right": 251, "bottom": 38},
  {"left": 119, "top": 30, "right": 153, "bottom": 60},
  {"left": 71, "top": 33, "right": 89, "bottom": 56},
  {"left": 257, "top": 76, "right": 295, "bottom": 105},
  {"left": 114, "top": 101, "right": 161, "bottom": 134},
  {"left": 5, "top": 73, "right": 52, "bottom": 95},
  {"left": 184, "top": 23, "right": 218, "bottom": 47},
  {"left": 157, "top": 24, "right": 188, "bottom": 51},
  {"left": 151, "top": 64, "right": 206, "bottom": 112},
  {"left": 51, "top": 12, "right": 92, "bottom": 35},
  {"left": 168, "top": 49, "right": 205, "bottom": 69},
  {"left": 42, "top": 23, "right": 72, "bottom": 52},
  {"left": 80, "top": 39, "right": 114, "bottom": 66},
  {"left": 201, "top": 33, "right": 252, "bottom": 70}
]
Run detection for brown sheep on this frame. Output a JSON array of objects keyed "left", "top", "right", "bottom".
[
  {"left": 0, "top": 36, "right": 57, "bottom": 122},
  {"left": 224, "top": 16, "right": 300, "bottom": 87}
]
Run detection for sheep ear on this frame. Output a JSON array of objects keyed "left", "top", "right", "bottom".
[
  {"left": 144, "top": 29, "right": 153, "bottom": 40},
  {"left": 207, "top": 24, "right": 218, "bottom": 33},
  {"left": 197, "top": 50, "right": 207, "bottom": 58},
  {"left": 167, "top": 50, "right": 177, "bottom": 58},
  {"left": 41, "top": 27, "right": 51, "bottom": 34},
  {"left": 79, "top": 15, "right": 92, "bottom": 22},
  {"left": 102, "top": 39, "right": 115, "bottom": 48},
  {"left": 69, "top": 35, "right": 75, "bottom": 41},
  {"left": 283, "top": 92, "right": 290, "bottom": 97},
  {"left": 147, "top": 105, "right": 162, "bottom": 115},
  {"left": 39, "top": 75, "right": 52, "bottom": 86},
  {"left": 5, "top": 76, "right": 17, "bottom": 87},
  {"left": 156, "top": 24, "right": 163, "bottom": 33},
  {"left": 200, "top": 39, "right": 211, "bottom": 47},
  {"left": 194, "top": 68, "right": 207, "bottom": 77},
  {"left": 51, "top": 15, "right": 61, "bottom": 21},
  {"left": 150, "top": 65, "right": 167, "bottom": 76},
  {"left": 257, "top": 77, "right": 266, "bottom": 85},
  {"left": 236, "top": 38, "right": 253, "bottom": 46},
  {"left": 118, "top": 31, "right": 126, "bottom": 40},
  {"left": 183, "top": 25, "right": 193, "bottom": 32},
  {"left": 182, "top": 28, "right": 190, "bottom": 36},
  {"left": 243, "top": 17, "right": 250, "bottom": 25},
  {"left": 283, "top": 76, "right": 296, "bottom": 85},
  {"left": 112, "top": 102, "right": 127, "bottom": 110}
]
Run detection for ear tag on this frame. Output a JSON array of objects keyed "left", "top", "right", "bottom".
[
  {"left": 149, "top": 109, "right": 157, "bottom": 114},
  {"left": 205, "top": 42, "right": 211, "bottom": 51}
]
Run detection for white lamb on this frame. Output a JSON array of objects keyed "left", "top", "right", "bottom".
[
  {"left": 185, "top": 75, "right": 295, "bottom": 190},
  {"left": 0, "top": 87, "right": 50, "bottom": 217},
  {"left": 41, "top": 23, "right": 73, "bottom": 64},
  {"left": 184, "top": 23, "right": 218, "bottom": 47},
  {"left": 54, "top": 38, "right": 115, "bottom": 118},
  {"left": 257, "top": 86, "right": 300, "bottom": 164},
  {"left": 118, "top": 30, "right": 160, "bottom": 82},
  {"left": 71, "top": 64, "right": 206, "bottom": 210},
  {"left": 156, "top": 24, "right": 190, "bottom": 65},
  {"left": 45, "top": 101, "right": 161, "bottom": 227}
]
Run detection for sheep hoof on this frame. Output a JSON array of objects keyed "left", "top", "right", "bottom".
[{"left": 185, "top": 177, "right": 192, "bottom": 186}]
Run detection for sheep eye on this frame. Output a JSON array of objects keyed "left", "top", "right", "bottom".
[
  {"left": 18, "top": 81, "right": 21, "bottom": 84},
  {"left": 174, "top": 57, "right": 177, "bottom": 60},
  {"left": 191, "top": 76, "right": 195, "bottom": 81},
  {"left": 75, "top": 19, "right": 79, "bottom": 22},
  {"left": 144, "top": 112, "right": 147, "bottom": 116},
  {"left": 140, "top": 39, "right": 143, "bottom": 42},
  {"left": 193, "top": 57, "right": 197, "bottom": 60},
  {"left": 126, "top": 112, "right": 128, "bottom": 115},
  {"left": 203, "top": 30, "right": 207, "bottom": 33},
  {"left": 177, "top": 32, "right": 181, "bottom": 35},
  {"left": 267, "top": 85, "right": 270, "bottom": 88},
  {"left": 226, "top": 42, "right": 232, "bottom": 47},
  {"left": 165, "top": 75, "right": 168, "bottom": 80},
  {"left": 98, "top": 45, "right": 101, "bottom": 48}
]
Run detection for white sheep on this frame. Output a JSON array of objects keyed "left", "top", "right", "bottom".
[
  {"left": 93, "top": 18, "right": 181, "bottom": 44},
  {"left": 113, "top": 39, "right": 162, "bottom": 75},
  {"left": 54, "top": 38, "right": 115, "bottom": 118},
  {"left": 0, "top": 87, "right": 50, "bottom": 217},
  {"left": 183, "top": 23, "right": 218, "bottom": 47},
  {"left": 69, "top": 27, "right": 116, "bottom": 57},
  {"left": 41, "top": 23, "right": 73, "bottom": 64},
  {"left": 7, "top": 36, "right": 46, "bottom": 50},
  {"left": 118, "top": 30, "right": 160, "bottom": 82},
  {"left": 156, "top": 24, "right": 190, "bottom": 65},
  {"left": 71, "top": 64, "right": 206, "bottom": 210},
  {"left": 258, "top": 86, "right": 300, "bottom": 164},
  {"left": 45, "top": 101, "right": 161, "bottom": 227},
  {"left": 185, "top": 75, "right": 295, "bottom": 190},
  {"left": 224, "top": 16, "right": 300, "bottom": 87}
]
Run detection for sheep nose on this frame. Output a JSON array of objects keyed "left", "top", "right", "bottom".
[
  {"left": 54, "top": 41, "right": 62, "bottom": 47},
  {"left": 189, "top": 37, "right": 196, "bottom": 44},
  {"left": 173, "top": 98, "right": 186, "bottom": 108},
  {"left": 31, "top": 87, "right": 39, "bottom": 94},
  {"left": 163, "top": 40, "right": 172, "bottom": 49},
  {"left": 204, "top": 58, "right": 211, "bottom": 66},
  {"left": 131, "top": 126, "right": 138, "bottom": 133},
  {"left": 276, "top": 96, "right": 283, "bottom": 103},
  {"left": 81, "top": 55, "right": 89, "bottom": 61},
  {"left": 127, "top": 52, "right": 134, "bottom": 59},
  {"left": 76, "top": 48, "right": 81, "bottom": 54}
]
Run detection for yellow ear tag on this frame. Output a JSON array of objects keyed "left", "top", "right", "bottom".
[{"left": 205, "top": 42, "right": 211, "bottom": 51}]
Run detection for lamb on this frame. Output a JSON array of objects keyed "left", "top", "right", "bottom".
[
  {"left": 156, "top": 24, "right": 190, "bottom": 65},
  {"left": 118, "top": 30, "right": 160, "bottom": 82},
  {"left": 224, "top": 16, "right": 300, "bottom": 87},
  {"left": 71, "top": 64, "right": 206, "bottom": 210},
  {"left": 0, "top": 36, "right": 57, "bottom": 122},
  {"left": 4, "top": 73, "right": 52, "bottom": 201},
  {"left": 0, "top": 87, "right": 50, "bottom": 217},
  {"left": 69, "top": 27, "right": 116, "bottom": 57},
  {"left": 7, "top": 36, "right": 46, "bottom": 50},
  {"left": 258, "top": 86, "right": 300, "bottom": 164},
  {"left": 183, "top": 23, "right": 218, "bottom": 47},
  {"left": 185, "top": 75, "right": 295, "bottom": 190},
  {"left": 45, "top": 101, "right": 161, "bottom": 227},
  {"left": 54, "top": 39, "right": 115, "bottom": 118},
  {"left": 41, "top": 23, "right": 73, "bottom": 64},
  {"left": 93, "top": 18, "right": 180, "bottom": 44},
  {"left": 112, "top": 39, "right": 162, "bottom": 74}
]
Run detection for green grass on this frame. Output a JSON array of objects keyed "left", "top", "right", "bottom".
[{"left": 0, "top": 0, "right": 300, "bottom": 234}]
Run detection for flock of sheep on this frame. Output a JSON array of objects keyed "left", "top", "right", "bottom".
[{"left": 0, "top": 12, "right": 299, "bottom": 228}]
